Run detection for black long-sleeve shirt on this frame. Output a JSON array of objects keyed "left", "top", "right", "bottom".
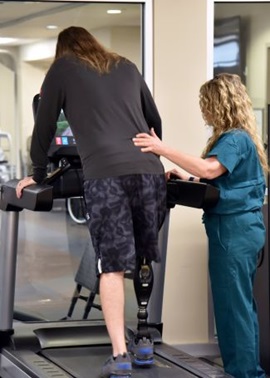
[{"left": 30, "top": 56, "right": 164, "bottom": 183}]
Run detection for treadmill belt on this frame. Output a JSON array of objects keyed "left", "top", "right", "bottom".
[{"left": 42, "top": 345, "right": 197, "bottom": 378}]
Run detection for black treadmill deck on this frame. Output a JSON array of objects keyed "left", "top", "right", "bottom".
[
  {"left": 43, "top": 346, "right": 193, "bottom": 378},
  {"left": 41, "top": 344, "right": 228, "bottom": 378},
  {"left": 1, "top": 322, "right": 230, "bottom": 378}
]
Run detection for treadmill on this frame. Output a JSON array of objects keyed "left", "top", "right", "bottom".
[{"left": 0, "top": 162, "right": 231, "bottom": 378}]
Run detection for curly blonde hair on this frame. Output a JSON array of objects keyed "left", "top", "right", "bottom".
[{"left": 199, "top": 73, "right": 268, "bottom": 174}]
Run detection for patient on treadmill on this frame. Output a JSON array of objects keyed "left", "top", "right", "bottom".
[
  {"left": 16, "top": 26, "right": 167, "bottom": 378},
  {"left": 133, "top": 73, "right": 268, "bottom": 378}
]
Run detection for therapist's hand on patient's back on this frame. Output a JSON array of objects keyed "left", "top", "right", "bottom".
[{"left": 133, "top": 128, "right": 166, "bottom": 155}]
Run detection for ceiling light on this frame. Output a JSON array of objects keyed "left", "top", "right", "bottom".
[
  {"left": 0, "top": 37, "right": 18, "bottom": 45},
  {"left": 46, "top": 25, "right": 58, "bottom": 30},
  {"left": 107, "top": 9, "right": 122, "bottom": 14}
]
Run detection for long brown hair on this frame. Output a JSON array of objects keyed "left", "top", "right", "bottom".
[
  {"left": 199, "top": 73, "right": 269, "bottom": 174},
  {"left": 55, "top": 26, "right": 123, "bottom": 74}
]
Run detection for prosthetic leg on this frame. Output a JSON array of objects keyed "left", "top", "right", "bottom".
[{"left": 128, "top": 257, "right": 155, "bottom": 366}]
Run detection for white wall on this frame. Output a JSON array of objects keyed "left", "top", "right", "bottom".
[
  {"left": 110, "top": 27, "right": 141, "bottom": 71},
  {"left": 153, "top": 0, "right": 212, "bottom": 344},
  {"left": 0, "top": 62, "right": 15, "bottom": 167},
  {"left": 19, "top": 62, "right": 46, "bottom": 166}
]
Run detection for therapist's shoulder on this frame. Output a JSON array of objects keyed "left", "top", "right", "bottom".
[
  {"left": 229, "top": 129, "right": 253, "bottom": 145},
  {"left": 223, "top": 130, "right": 256, "bottom": 155},
  {"left": 221, "top": 129, "right": 249, "bottom": 143}
]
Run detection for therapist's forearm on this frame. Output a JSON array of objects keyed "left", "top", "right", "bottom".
[{"left": 159, "top": 146, "right": 222, "bottom": 179}]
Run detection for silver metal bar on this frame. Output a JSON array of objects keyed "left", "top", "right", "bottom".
[{"left": 0, "top": 211, "right": 19, "bottom": 330}]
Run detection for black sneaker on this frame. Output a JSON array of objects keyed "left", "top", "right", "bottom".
[
  {"left": 101, "top": 353, "right": 132, "bottom": 377},
  {"left": 128, "top": 337, "right": 154, "bottom": 366}
]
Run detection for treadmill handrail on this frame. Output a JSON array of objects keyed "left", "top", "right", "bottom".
[
  {"left": 0, "top": 180, "right": 53, "bottom": 212},
  {"left": 167, "top": 179, "right": 220, "bottom": 209},
  {"left": 0, "top": 158, "right": 73, "bottom": 212}
]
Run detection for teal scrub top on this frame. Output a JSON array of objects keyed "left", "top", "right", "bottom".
[{"left": 204, "top": 130, "right": 266, "bottom": 215}]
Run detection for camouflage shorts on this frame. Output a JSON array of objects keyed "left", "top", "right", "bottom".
[{"left": 83, "top": 174, "right": 167, "bottom": 274}]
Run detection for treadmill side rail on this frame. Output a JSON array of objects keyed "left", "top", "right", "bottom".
[
  {"left": 1, "top": 350, "right": 73, "bottom": 378},
  {"left": 156, "top": 343, "right": 232, "bottom": 378}
]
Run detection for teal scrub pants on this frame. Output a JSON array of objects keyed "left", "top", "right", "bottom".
[{"left": 203, "top": 210, "right": 266, "bottom": 378}]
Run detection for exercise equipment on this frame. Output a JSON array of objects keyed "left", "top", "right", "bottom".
[
  {"left": 63, "top": 238, "right": 102, "bottom": 320},
  {"left": 0, "top": 164, "right": 232, "bottom": 378}
]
